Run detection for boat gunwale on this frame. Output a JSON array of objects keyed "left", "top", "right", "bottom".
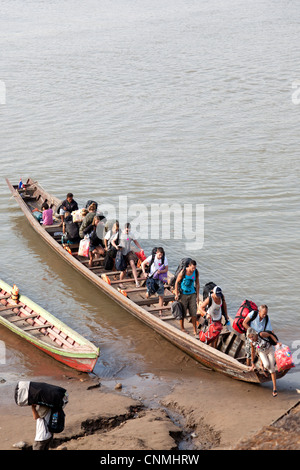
[{"left": 0, "top": 279, "right": 99, "bottom": 360}]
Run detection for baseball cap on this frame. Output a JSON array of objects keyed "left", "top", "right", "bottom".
[{"left": 213, "top": 286, "right": 223, "bottom": 297}]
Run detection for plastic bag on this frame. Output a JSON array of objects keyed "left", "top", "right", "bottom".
[
  {"left": 275, "top": 344, "right": 295, "bottom": 372},
  {"left": 78, "top": 237, "right": 90, "bottom": 257},
  {"left": 72, "top": 209, "right": 85, "bottom": 223},
  {"left": 135, "top": 250, "right": 147, "bottom": 262}
]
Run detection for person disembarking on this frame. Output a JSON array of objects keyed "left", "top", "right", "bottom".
[
  {"left": 198, "top": 286, "right": 227, "bottom": 346},
  {"left": 141, "top": 247, "right": 169, "bottom": 316},
  {"left": 174, "top": 260, "right": 199, "bottom": 337},
  {"left": 246, "top": 327, "right": 281, "bottom": 397},
  {"left": 243, "top": 304, "right": 273, "bottom": 366}
]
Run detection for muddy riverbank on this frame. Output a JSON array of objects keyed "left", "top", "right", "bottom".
[{"left": 0, "top": 366, "right": 299, "bottom": 452}]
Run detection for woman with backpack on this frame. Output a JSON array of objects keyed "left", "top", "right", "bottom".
[
  {"left": 174, "top": 260, "right": 200, "bottom": 337},
  {"left": 141, "top": 247, "right": 168, "bottom": 316},
  {"left": 197, "top": 285, "right": 228, "bottom": 345}
]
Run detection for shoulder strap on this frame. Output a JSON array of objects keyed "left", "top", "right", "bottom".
[
  {"left": 207, "top": 292, "right": 212, "bottom": 309},
  {"left": 249, "top": 309, "right": 258, "bottom": 322}
]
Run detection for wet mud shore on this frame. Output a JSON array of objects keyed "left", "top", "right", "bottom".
[{"left": 0, "top": 369, "right": 299, "bottom": 452}]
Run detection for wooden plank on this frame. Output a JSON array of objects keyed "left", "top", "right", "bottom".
[
  {"left": 110, "top": 277, "right": 145, "bottom": 285},
  {"left": 224, "top": 333, "right": 237, "bottom": 355},
  {"left": 233, "top": 338, "right": 244, "bottom": 358},
  {"left": 9, "top": 313, "right": 40, "bottom": 323},
  {"left": 135, "top": 294, "right": 175, "bottom": 306},
  {"left": 22, "top": 323, "right": 52, "bottom": 332},
  {"left": 124, "top": 287, "right": 148, "bottom": 293},
  {"left": 0, "top": 305, "right": 22, "bottom": 313},
  {"left": 103, "top": 267, "right": 142, "bottom": 276},
  {"left": 46, "top": 327, "right": 77, "bottom": 348},
  {"left": 147, "top": 305, "right": 172, "bottom": 312}
]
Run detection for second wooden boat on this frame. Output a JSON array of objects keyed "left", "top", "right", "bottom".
[
  {"left": 6, "top": 177, "right": 289, "bottom": 384},
  {"left": 0, "top": 279, "right": 99, "bottom": 372}
]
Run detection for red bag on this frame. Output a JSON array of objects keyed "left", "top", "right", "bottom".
[
  {"left": 275, "top": 344, "right": 295, "bottom": 372},
  {"left": 136, "top": 250, "right": 147, "bottom": 262},
  {"left": 232, "top": 300, "right": 258, "bottom": 334},
  {"left": 199, "top": 321, "right": 223, "bottom": 344}
]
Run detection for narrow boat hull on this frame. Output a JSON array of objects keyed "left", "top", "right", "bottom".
[
  {"left": 0, "top": 278, "right": 99, "bottom": 373},
  {"left": 6, "top": 178, "right": 289, "bottom": 384}
]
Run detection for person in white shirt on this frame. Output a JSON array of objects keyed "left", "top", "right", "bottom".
[{"left": 31, "top": 404, "right": 53, "bottom": 450}]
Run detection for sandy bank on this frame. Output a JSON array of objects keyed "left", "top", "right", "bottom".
[{"left": 0, "top": 367, "right": 299, "bottom": 451}]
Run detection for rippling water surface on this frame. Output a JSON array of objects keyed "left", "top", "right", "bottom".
[{"left": 0, "top": 0, "right": 299, "bottom": 398}]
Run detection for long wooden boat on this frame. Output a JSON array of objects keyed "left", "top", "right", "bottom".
[
  {"left": 0, "top": 278, "right": 99, "bottom": 372},
  {"left": 6, "top": 177, "right": 288, "bottom": 384}
]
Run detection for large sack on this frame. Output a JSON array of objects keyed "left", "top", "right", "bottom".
[{"left": 15, "top": 381, "right": 67, "bottom": 409}]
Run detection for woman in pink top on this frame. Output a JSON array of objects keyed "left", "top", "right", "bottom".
[{"left": 41, "top": 202, "right": 53, "bottom": 226}]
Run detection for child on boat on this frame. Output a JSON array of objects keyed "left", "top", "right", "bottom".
[{"left": 32, "top": 202, "right": 53, "bottom": 225}]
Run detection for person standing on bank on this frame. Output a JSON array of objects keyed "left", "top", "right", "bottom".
[{"left": 174, "top": 260, "right": 200, "bottom": 337}]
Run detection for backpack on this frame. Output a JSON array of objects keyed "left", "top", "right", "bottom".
[
  {"left": 232, "top": 300, "right": 260, "bottom": 334},
  {"left": 66, "top": 221, "right": 80, "bottom": 241},
  {"left": 170, "top": 258, "right": 197, "bottom": 289},
  {"left": 115, "top": 250, "right": 127, "bottom": 271},
  {"left": 47, "top": 407, "right": 65, "bottom": 434},
  {"left": 171, "top": 301, "right": 184, "bottom": 320},
  {"left": 202, "top": 282, "right": 217, "bottom": 302},
  {"left": 103, "top": 253, "right": 114, "bottom": 271}
]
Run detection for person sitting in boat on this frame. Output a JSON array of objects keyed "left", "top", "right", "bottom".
[
  {"left": 141, "top": 247, "right": 169, "bottom": 316},
  {"left": 58, "top": 192, "right": 79, "bottom": 224},
  {"left": 174, "top": 260, "right": 200, "bottom": 337},
  {"left": 113, "top": 222, "right": 143, "bottom": 288},
  {"left": 246, "top": 327, "right": 281, "bottom": 397},
  {"left": 32, "top": 202, "right": 53, "bottom": 225},
  {"left": 86, "top": 216, "right": 105, "bottom": 267},
  {"left": 197, "top": 286, "right": 227, "bottom": 346},
  {"left": 242, "top": 304, "right": 273, "bottom": 366},
  {"left": 62, "top": 211, "right": 80, "bottom": 244},
  {"left": 79, "top": 203, "right": 97, "bottom": 238}
]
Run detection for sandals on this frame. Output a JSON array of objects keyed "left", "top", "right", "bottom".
[{"left": 272, "top": 389, "right": 278, "bottom": 397}]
